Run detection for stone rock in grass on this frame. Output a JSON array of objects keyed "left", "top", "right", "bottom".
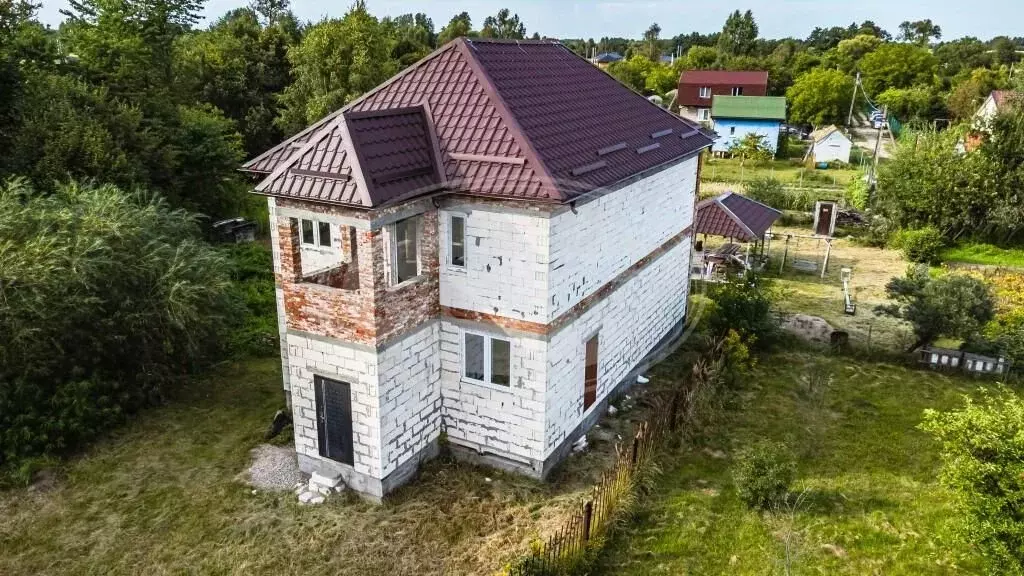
[
  {"left": 781, "top": 314, "right": 835, "bottom": 345},
  {"left": 637, "top": 375, "right": 650, "bottom": 384},
  {"left": 572, "top": 435, "right": 588, "bottom": 453},
  {"left": 607, "top": 404, "right": 618, "bottom": 416}
]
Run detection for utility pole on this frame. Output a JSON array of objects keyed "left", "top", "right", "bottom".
[
  {"left": 867, "top": 104, "right": 886, "bottom": 203},
  {"left": 846, "top": 72, "right": 860, "bottom": 127}
]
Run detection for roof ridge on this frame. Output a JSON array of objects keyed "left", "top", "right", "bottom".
[
  {"left": 241, "top": 42, "right": 460, "bottom": 174},
  {"left": 714, "top": 194, "right": 757, "bottom": 239},
  {"left": 455, "top": 38, "right": 565, "bottom": 201}
]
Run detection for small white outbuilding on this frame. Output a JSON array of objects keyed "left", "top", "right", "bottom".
[{"left": 809, "top": 125, "right": 852, "bottom": 164}]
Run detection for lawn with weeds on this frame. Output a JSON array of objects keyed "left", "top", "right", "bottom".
[
  {"left": 701, "top": 158, "right": 859, "bottom": 189},
  {"left": 0, "top": 358, "right": 642, "bottom": 576},
  {"left": 595, "top": 351, "right": 992, "bottom": 575},
  {"left": 942, "top": 243, "right": 1024, "bottom": 269}
]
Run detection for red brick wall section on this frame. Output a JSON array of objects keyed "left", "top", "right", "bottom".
[
  {"left": 278, "top": 217, "right": 379, "bottom": 345},
  {"left": 373, "top": 209, "right": 441, "bottom": 346}
]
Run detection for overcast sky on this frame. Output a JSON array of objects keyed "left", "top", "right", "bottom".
[{"left": 37, "top": 0, "right": 1022, "bottom": 41}]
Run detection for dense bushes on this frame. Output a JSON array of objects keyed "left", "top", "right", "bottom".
[
  {"left": 705, "top": 272, "right": 779, "bottom": 350},
  {"left": 0, "top": 179, "right": 236, "bottom": 471},
  {"left": 889, "top": 226, "right": 946, "bottom": 263},
  {"left": 744, "top": 176, "right": 843, "bottom": 212},
  {"left": 223, "top": 243, "right": 279, "bottom": 357},
  {"left": 921, "top": 389, "right": 1024, "bottom": 575},
  {"left": 732, "top": 441, "right": 797, "bottom": 509}
]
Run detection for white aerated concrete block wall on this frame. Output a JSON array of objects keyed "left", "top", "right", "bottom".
[
  {"left": 439, "top": 320, "right": 548, "bottom": 464},
  {"left": 544, "top": 241, "right": 691, "bottom": 455},
  {"left": 267, "top": 198, "right": 291, "bottom": 396},
  {"left": 439, "top": 207, "right": 550, "bottom": 322},
  {"left": 547, "top": 156, "right": 697, "bottom": 321},
  {"left": 377, "top": 323, "right": 443, "bottom": 477},
  {"left": 286, "top": 332, "right": 383, "bottom": 479}
]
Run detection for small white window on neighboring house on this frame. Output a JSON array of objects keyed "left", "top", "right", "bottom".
[
  {"left": 732, "top": 86, "right": 744, "bottom": 96},
  {"left": 730, "top": 126, "right": 736, "bottom": 135},
  {"left": 449, "top": 214, "right": 466, "bottom": 268},
  {"left": 388, "top": 216, "right": 421, "bottom": 285},
  {"left": 697, "top": 108, "right": 710, "bottom": 121},
  {"left": 698, "top": 86, "right": 711, "bottom": 98},
  {"left": 463, "top": 331, "right": 511, "bottom": 386}
]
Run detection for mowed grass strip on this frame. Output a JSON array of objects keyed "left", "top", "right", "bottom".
[
  {"left": 0, "top": 358, "right": 622, "bottom": 576},
  {"left": 595, "top": 352, "right": 987, "bottom": 575}
]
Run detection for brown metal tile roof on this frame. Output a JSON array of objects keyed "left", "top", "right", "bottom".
[
  {"left": 246, "top": 38, "right": 714, "bottom": 206},
  {"left": 695, "top": 192, "right": 781, "bottom": 242},
  {"left": 255, "top": 106, "right": 444, "bottom": 207},
  {"left": 679, "top": 70, "right": 769, "bottom": 86}
]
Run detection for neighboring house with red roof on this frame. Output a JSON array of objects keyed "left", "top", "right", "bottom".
[
  {"left": 973, "top": 90, "right": 1019, "bottom": 131},
  {"left": 677, "top": 70, "right": 769, "bottom": 123},
  {"left": 242, "top": 38, "right": 714, "bottom": 501}
]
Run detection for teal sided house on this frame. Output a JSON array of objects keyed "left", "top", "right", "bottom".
[{"left": 710, "top": 96, "right": 786, "bottom": 155}]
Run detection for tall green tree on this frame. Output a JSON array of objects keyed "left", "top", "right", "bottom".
[
  {"left": 643, "top": 22, "right": 661, "bottom": 61},
  {"left": 898, "top": 19, "right": 942, "bottom": 45},
  {"left": 276, "top": 1, "right": 397, "bottom": 134},
  {"left": 859, "top": 43, "right": 938, "bottom": 96},
  {"left": 717, "top": 10, "right": 758, "bottom": 57},
  {"left": 480, "top": 8, "right": 525, "bottom": 40},
  {"left": 786, "top": 68, "right": 854, "bottom": 127},
  {"left": 437, "top": 11, "right": 473, "bottom": 45},
  {"left": 384, "top": 12, "right": 435, "bottom": 66}
]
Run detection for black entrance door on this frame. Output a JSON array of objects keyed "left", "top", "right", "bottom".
[
  {"left": 817, "top": 203, "right": 834, "bottom": 236},
  {"left": 314, "top": 376, "right": 354, "bottom": 465}
]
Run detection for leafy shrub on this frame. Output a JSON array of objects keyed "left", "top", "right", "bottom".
[
  {"left": 845, "top": 176, "right": 870, "bottom": 211},
  {"left": 733, "top": 441, "right": 797, "bottom": 510},
  {"left": 745, "top": 177, "right": 787, "bottom": 209},
  {"left": 920, "top": 388, "right": 1024, "bottom": 575},
  {"left": 0, "top": 179, "right": 234, "bottom": 470},
  {"left": 777, "top": 210, "right": 813, "bottom": 227},
  {"left": 890, "top": 226, "right": 946, "bottom": 264},
  {"left": 222, "top": 243, "right": 279, "bottom": 357},
  {"left": 705, "top": 272, "right": 779, "bottom": 350},
  {"left": 877, "top": 265, "right": 996, "bottom": 352}
]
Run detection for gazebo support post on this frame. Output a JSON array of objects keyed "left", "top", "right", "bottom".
[
  {"left": 780, "top": 235, "right": 790, "bottom": 273},
  {"left": 821, "top": 239, "right": 832, "bottom": 279}
]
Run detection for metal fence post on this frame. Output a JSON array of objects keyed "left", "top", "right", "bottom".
[{"left": 583, "top": 501, "right": 593, "bottom": 542}]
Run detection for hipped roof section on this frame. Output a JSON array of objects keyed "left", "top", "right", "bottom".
[{"left": 244, "top": 38, "right": 715, "bottom": 208}]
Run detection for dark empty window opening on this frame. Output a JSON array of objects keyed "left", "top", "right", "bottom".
[
  {"left": 450, "top": 214, "right": 466, "bottom": 267},
  {"left": 732, "top": 86, "right": 744, "bottom": 96},
  {"left": 730, "top": 126, "right": 736, "bottom": 135},
  {"left": 583, "top": 334, "right": 599, "bottom": 411}
]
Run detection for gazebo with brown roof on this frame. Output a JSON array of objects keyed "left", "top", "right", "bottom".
[{"left": 695, "top": 191, "right": 782, "bottom": 243}]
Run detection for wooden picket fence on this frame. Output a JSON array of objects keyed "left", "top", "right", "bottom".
[
  {"left": 507, "top": 415, "right": 671, "bottom": 576},
  {"left": 506, "top": 336, "right": 729, "bottom": 576}
]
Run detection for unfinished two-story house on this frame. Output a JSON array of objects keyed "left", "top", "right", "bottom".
[{"left": 241, "top": 38, "right": 714, "bottom": 501}]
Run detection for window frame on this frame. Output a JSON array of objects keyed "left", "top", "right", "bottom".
[
  {"left": 389, "top": 216, "right": 422, "bottom": 286},
  {"left": 461, "top": 329, "right": 512, "bottom": 388},
  {"left": 300, "top": 218, "right": 333, "bottom": 249},
  {"left": 447, "top": 212, "right": 467, "bottom": 269},
  {"left": 697, "top": 108, "right": 710, "bottom": 121},
  {"left": 729, "top": 126, "right": 736, "bottom": 136},
  {"left": 731, "top": 86, "right": 744, "bottom": 96},
  {"left": 698, "top": 86, "right": 711, "bottom": 98}
]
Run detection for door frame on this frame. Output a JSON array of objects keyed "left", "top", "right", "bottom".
[{"left": 314, "top": 375, "right": 355, "bottom": 466}]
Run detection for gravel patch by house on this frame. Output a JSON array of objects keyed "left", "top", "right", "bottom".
[{"left": 246, "top": 444, "right": 305, "bottom": 491}]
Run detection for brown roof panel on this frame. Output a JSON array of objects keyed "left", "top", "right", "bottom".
[
  {"left": 465, "top": 39, "right": 713, "bottom": 198},
  {"left": 695, "top": 192, "right": 781, "bottom": 242},
  {"left": 679, "top": 70, "right": 769, "bottom": 86},
  {"left": 344, "top": 107, "right": 446, "bottom": 206}
]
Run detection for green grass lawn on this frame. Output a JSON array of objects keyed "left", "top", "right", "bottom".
[
  {"left": 701, "top": 158, "right": 859, "bottom": 189},
  {"left": 0, "top": 358, "right": 624, "bottom": 576},
  {"left": 595, "top": 351, "right": 989, "bottom": 575},
  {"left": 941, "top": 243, "right": 1024, "bottom": 268}
]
